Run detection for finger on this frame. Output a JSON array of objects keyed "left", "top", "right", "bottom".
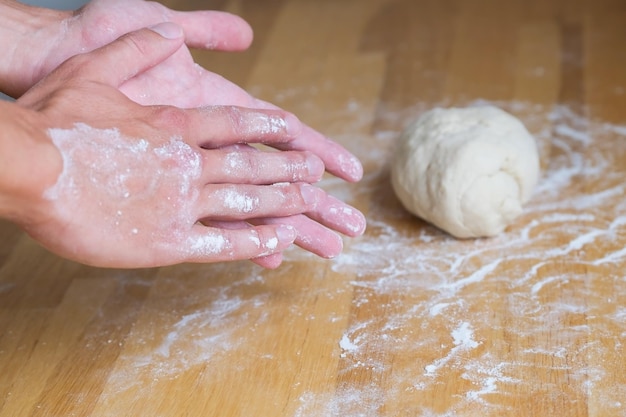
[
  {"left": 201, "top": 145, "right": 324, "bottom": 184},
  {"left": 253, "top": 216, "right": 344, "bottom": 259},
  {"left": 306, "top": 195, "right": 367, "bottom": 237},
  {"left": 200, "top": 219, "right": 284, "bottom": 268},
  {"left": 184, "top": 106, "right": 303, "bottom": 148},
  {"left": 252, "top": 252, "right": 285, "bottom": 269},
  {"left": 240, "top": 101, "right": 363, "bottom": 182},
  {"left": 76, "top": 23, "right": 185, "bottom": 87},
  {"left": 197, "top": 183, "right": 325, "bottom": 221},
  {"left": 279, "top": 125, "right": 364, "bottom": 183},
  {"left": 169, "top": 10, "right": 254, "bottom": 51},
  {"left": 181, "top": 223, "right": 296, "bottom": 263},
  {"left": 250, "top": 99, "right": 364, "bottom": 182}
]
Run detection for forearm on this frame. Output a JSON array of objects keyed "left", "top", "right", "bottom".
[
  {"left": 0, "top": 100, "right": 62, "bottom": 225},
  {"left": 0, "top": 0, "right": 69, "bottom": 98}
]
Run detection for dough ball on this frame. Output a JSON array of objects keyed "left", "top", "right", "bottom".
[{"left": 390, "top": 106, "right": 540, "bottom": 238}]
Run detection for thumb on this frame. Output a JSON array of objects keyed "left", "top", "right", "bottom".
[{"left": 82, "top": 22, "right": 185, "bottom": 87}]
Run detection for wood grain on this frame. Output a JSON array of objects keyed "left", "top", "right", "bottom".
[{"left": 2, "top": 0, "right": 626, "bottom": 416}]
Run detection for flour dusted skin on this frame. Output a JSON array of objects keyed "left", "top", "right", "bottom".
[{"left": 390, "top": 106, "right": 540, "bottom": 238}]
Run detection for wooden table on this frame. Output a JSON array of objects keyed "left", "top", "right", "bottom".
[{"left": 2, "top": 0, "right": 626, "bottom": 416}]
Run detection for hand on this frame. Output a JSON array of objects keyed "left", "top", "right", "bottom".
[
  {"left": 2, "top": 0, "right": 254, "bottom": 97},
  {"left": 4, "top": 0, "right": 367, "bottom": 263},
  {"left": 14, "top": 25, "right": 358, "bottom": 269}
]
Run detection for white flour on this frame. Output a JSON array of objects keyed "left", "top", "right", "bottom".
[
  {"left": 101, "top": 268, "right": 271, "bottom": 398},
  {"left": 424, "top": 322, "right": 479, "bottom": 377},
  {"left": 218, "top": 186, "right": 260, "bottom": 213}
]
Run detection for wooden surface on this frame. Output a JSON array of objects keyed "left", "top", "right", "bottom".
[{"left": 2, "top": 0, "right": 626, "bottom": 416}]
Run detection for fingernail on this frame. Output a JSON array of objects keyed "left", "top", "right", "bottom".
[
  {"left": 306, "top": 154, "right": 324, "bottom": 178},
  {"left": 149, "top": 22, "right": 183, "bottom": 39},
  {"left": 284, "top": 113, "right": 302, "bottom": 136},
  {"left": 322, "top": 234, "right": 344, "bottom": 259},
  {"left": 347, "top": 210, "right": 367, "bottom": 236},
  {"left": 300, "top": 184, "right": 320, "bottom": 206},
  {"left": 276, "top": 225, "right": 297, "bottom": 243}
]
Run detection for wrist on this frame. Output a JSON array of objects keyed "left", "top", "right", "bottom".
[
  {"left": 0, "top": 100, "right": 62, "bottom": 226},
  {"left": 0, "top": 1, "right": 70, "bottom": 98}
]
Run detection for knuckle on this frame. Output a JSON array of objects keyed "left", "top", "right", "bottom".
[
  {"left": 119, "top": 33, "right": 150, "bottom": 59},
  {"left": 153, "top": 106, "right": 189, "bottom": 130},
  {"left": 241, "top": 152, "right": 262, "bottom": 179},
  {"left": 220, "top": 106, "right": 245, "bottom": 135},
  {"left": 62, "top": 53, "right": 93, "bottom": 78},
  {"left": 222, "top": 149, "right": 261, "bottom": 180},
  {"left": 216, "top": 185, "right": 262, "bottom": 218}
]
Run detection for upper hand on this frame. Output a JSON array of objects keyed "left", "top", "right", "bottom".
[{"left": 10, "top": 0, "right": 362, "bottom": 181}]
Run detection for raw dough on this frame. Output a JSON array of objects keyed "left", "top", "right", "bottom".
[{"left": 390, "top": 106, "right": 540, "bottom": 238}]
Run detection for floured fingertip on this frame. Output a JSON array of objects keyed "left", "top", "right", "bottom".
[{"left": 339, "top": 153, "right": 364, "bottom": 182}]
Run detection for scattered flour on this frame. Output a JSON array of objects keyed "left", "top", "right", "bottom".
[
  {"left": 219, "top": 187, "right": 260, "bottom": 213},
  {"left": 424, "top": 322, "right": 480, "bottom": 377},
  {"left": 339, "top": 334, "right": 359, "bottom": 357},
  {"left": 100, "top": 268, "right": 271, "bottom": 398},
  {"left": 289, "top": 100, "right": 626, "bottom": 416}
]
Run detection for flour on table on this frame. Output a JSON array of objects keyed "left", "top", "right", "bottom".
[{"left": 291, "top": 99, "right": 626, "bottom": 417}]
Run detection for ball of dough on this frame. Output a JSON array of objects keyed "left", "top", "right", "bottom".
[{"left": 390, "top": 106, "right": 540, "bottom": 238}]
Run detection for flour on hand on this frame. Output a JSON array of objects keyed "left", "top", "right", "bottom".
[{"left": 390, "top": 106, "right": 540, "bottom": 238}]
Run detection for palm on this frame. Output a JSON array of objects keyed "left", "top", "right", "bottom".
[{"left": 120, "top": 45, "right": 255, "bottom": 109}]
